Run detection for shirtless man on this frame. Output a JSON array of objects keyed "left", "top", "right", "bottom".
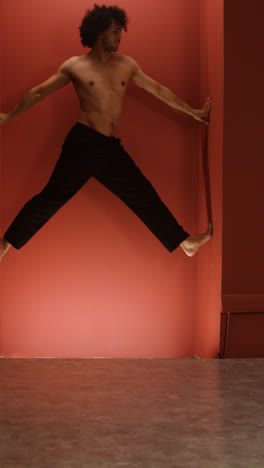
[{"left": 0, "top": 4, "right": 212, "bottom": 262}]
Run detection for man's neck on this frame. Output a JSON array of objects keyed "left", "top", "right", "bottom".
[{"left": 88, "top": 46, "right": 115, "bottom": 65}]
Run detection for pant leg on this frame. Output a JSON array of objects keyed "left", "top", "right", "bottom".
[
  {"left": 4, "top": 131, "right": 92, "bottom": 249},
  {"left": 94, "top": 143, "right": 190, "bottom": 253}
]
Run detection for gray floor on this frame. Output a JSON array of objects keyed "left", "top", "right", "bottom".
[{"left": 0, "top": 357, "right": 263, "bottom": 467}]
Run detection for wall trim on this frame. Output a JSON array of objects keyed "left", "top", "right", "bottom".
[
  {"left": 222, "top": 294, "right": 264, "bottom": 313},
  {"left": 221, "top": 294, "right": 264, "bottom": 358}
]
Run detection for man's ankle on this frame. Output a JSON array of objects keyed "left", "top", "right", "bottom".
[{"left": 2, "top": 237, "right": 11, "bottom": 249}]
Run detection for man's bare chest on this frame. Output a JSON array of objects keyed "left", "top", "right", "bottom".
[{"left": 70, "top": 56, "right": 132, "bottom": 97}]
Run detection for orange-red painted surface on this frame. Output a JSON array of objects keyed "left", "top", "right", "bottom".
[{"left": 1, "top": 0, "right": 224, "bottom": 358}]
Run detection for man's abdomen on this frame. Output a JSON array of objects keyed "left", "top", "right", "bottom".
[{"left": 77, "top": 104, "right": 122, "bottom": 137}]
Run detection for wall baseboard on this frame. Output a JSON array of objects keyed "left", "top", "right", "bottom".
[{"left": 220, "top": 294, "right": 264, "bottom": 358}]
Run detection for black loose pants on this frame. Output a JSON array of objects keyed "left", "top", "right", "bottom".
[{"left": 4, "top": 123, "right": 190, "bottom": 252}]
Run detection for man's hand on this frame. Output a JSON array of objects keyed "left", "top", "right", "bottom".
[
  {"left": 192, "top": 97, "right": 211, "bottom": 126},
  {"left": 0, "top": 113, "right": 10, "bottom": 125}
]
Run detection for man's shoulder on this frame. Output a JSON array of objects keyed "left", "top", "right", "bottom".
[
  {"left": 67, "top": 55, "right": 82, "bottom": 65},
  {"left": 119, "top": 54, "right": 134, "bottom": 63},
  {"left": 62, "top": 55, "right": 83, "bottom": 70},
  {"left": 118, "top": 54, "right": 138, "bottom": 72}
]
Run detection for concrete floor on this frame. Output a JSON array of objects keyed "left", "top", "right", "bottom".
[{"left": 0, "top": 358, "right": 263, "bottom": 467}]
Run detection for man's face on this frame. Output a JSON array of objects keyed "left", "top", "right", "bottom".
[{"left": 100, "top": 21, "right": 123, "bottom": 52}]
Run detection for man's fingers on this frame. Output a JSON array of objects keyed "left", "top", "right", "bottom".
[
  {"left": 204, "top": 97, "right": 211, "bottom": 111},
  {"left": 201, "top": 116, "right": 210, "bottom": 126}
]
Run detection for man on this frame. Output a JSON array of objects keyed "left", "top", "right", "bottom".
[{"left": 0, "top": 4, "right": 212, "bottom": 262}]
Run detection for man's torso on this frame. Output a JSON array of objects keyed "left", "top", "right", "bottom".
[{"left": 68, "top": 54, "right": 133, "bottom": 137}]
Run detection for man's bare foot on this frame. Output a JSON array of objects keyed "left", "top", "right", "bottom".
[
  {"left": 180, "top": 222, "right": 213, "bottom": 257},
  {"left": 0, "top": 237, "right": 12, "bottom": 262}
]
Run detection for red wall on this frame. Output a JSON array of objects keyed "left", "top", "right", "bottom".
[
  {"left": 194, "top": 0, "right": 223, "bottom": 358},
  {"left": 0, "top": 0, "right": 220, "bottom": 358},
  {"left": 0, "top": 0, "right": 3, "bottom": 356},
  {"left": 221, "top": 0, "right": 264, "bottom": 357},
  {"left": 223, "top": 0, "right": 264, "bottom": 293}
]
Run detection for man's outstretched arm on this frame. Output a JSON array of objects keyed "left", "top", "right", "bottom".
[
  {"left": 0, "top": 58, "right": 73, "bottom": 125},
  {"left": 128, "top": 56, "right": 210, "bottom": 125}
]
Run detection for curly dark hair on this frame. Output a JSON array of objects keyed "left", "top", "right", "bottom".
[{"left": 79, "top": 4, "right": 129, "bottom": 48}]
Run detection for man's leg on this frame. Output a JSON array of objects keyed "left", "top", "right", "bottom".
[
  {"left": 94, "top": 143, "right": 212, "bottom": 255},
  {"left": 2, "top": 136, "right": 92, "bottom": 253},
  {"left": 94, "top": 144, "right": 191, "bottom": 253}
]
